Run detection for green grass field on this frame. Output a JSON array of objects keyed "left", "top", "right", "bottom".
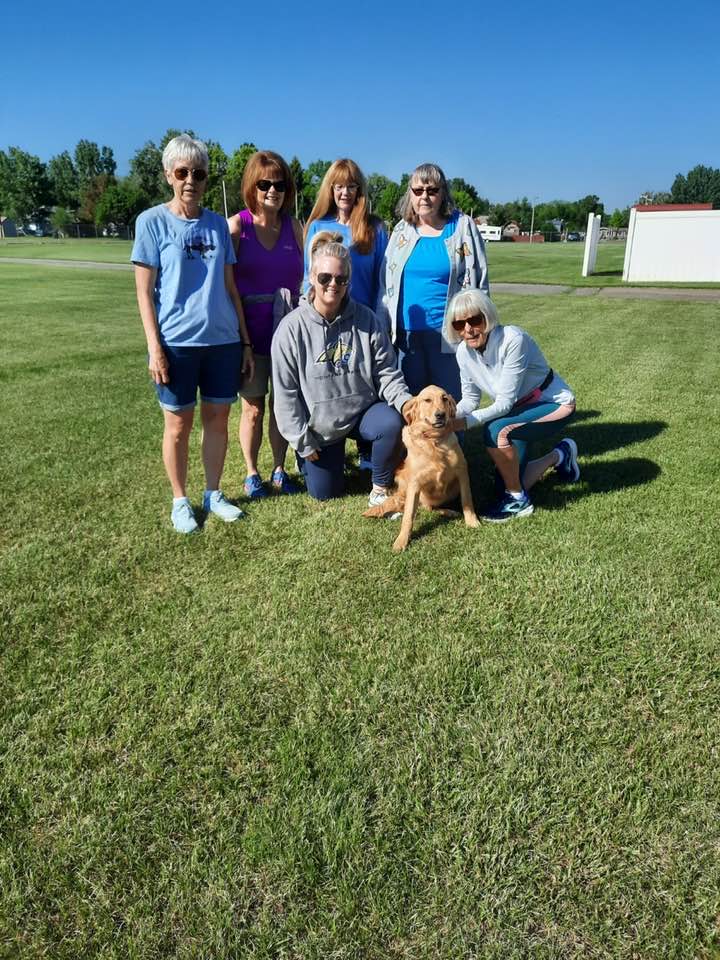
[
  {"left": 2, "top": 264, "right": 720, "bottom": 958},
  {"left": 2, "top": 236, "right": 718, "bottom": 289}
]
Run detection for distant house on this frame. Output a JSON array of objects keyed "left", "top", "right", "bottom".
[
  {"left": 599, "top": 226, "right": 628, "bottom": 241},
  {"left": 502, "top": 221, "right": 521, "bottom": 238}
]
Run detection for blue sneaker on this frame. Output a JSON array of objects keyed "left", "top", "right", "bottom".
[
  {"left": 482, "top": 492, "right": 534, "bottom": 523},
  {"left": 203, "top": 490, "right": 245, "bottom": 522},
  {"left": 171, "top": 498, "right": 199, "bottom": 534},
  {"left": 555, "top": 438, "right": 580, "bottom": 483},
  {"left": 243, "top": 474, "right": 268, "bottom": 499},
  {"left": 271, "top": 468, "right": 301, "bottom": 495}
]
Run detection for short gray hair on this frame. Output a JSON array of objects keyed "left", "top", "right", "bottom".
[
  {"left": 444, "top": 289, "right": 500, "bottom": 344},
  {"left": 162, "top": 135, "right": 209, "bottom": 172},
  {"left": 396, "top": 162, "right": 454, "bottom": 224}
]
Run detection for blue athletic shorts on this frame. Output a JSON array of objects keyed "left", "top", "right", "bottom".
[{"left": 154, "top": 342, "right": 241, "bottom": 411}]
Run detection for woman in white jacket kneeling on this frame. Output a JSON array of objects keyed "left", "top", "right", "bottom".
[{"left": 271, "top": 232, "right": 413, "bottom": 503}]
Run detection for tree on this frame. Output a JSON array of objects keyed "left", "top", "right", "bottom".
[
  {"left": 74, "top": 140, "right": 102, "bottom": 191},
  {"left": 608, "top": 208, "right": 630, "bottom": 228},
  {"left": 0, "top": 147, "right": 50, "bottom": 221},
  {"left": 47, "top": 151, "right": 79, "bottom": 209},
  {"left": 367, "top": 174, "right": 392, "bottom": 215},
  {"left": 375, "top": 181, "right": 403, "bottom": 226},
  {"left": 289, "top": 156, "right": 305, "bottom": 219},
  {"left": 50, "top": 206, "right": 74, "bottom": 236},
  {"left": 636, "top": 190, "right": 672, "bottom": 205},
  {"left": 452, "top": 189, "right": 475, "bottom": 216},
  {"left": 671, "top": 165, "right": 720, "bottom": 206},
  {"left": 302, "top": 159, "right": 332, "bottom": 214},
  {"left": 224, "top": 142, "right": 257, "bottom": 216},
  {"left": 100, "top": 146, "right": 116, "bottom": 177},
  {"left": 77, "top": 173, "right": 114, "bottom": 223},
  {"left": 203, "top": 140, "right": 229, "bottom": 214},
  {"left": 94, "top": 180, "right": 145, "bottom": 227},
  {"left": 129, "top": 140, "right": 167, "bottom": 205}
]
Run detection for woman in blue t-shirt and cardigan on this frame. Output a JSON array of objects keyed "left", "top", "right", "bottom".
[
  {"left": 377, "top": 163, "right": 489, "bottom": 400},
  {"left": 132, "top": 135, "right": 254, "bottom": 534}
]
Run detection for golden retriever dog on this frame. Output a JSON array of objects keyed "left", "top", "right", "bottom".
[{"left": 363, "top": 385, "right": 479, "bottom": 552}]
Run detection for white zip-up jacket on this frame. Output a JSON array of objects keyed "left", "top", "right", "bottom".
[{"left": 456, "top": 324, "right": 574, "bottom": 427}]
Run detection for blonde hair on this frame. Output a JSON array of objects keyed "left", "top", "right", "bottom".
[
  {"left": 305, "top": 158, "right": 380, "bottom": 255},
  {"left": 444, "top": 289, "right": 500, "bottom": 344},
  {"left": 242, "top": 150, "right": 295, "bottom": 216},
  {"left": 308, "top": 231, "right": 352, "bottom": 303},
  {"left": 396, "top": 162, "right": 454, "bottom": 225}
]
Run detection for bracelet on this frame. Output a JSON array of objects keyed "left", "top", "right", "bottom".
[{"left": 241, "top": 342, "right": 253, "bottom": 349}]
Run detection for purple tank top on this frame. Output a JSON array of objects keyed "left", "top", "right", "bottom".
[{"left": 232, "top": 210, "right": 302, "bottom": 355}]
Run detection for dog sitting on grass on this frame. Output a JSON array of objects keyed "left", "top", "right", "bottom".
[{"left": 363, "top": 385, "right": 479, "bottom": 552}]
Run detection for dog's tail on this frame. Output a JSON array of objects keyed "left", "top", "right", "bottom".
[{"left": 362, "top": 495, "right": 405, "bottom": 519}]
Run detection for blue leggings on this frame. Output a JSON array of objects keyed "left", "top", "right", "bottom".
[
  {"left": 297, "top": 402, "right": 403, "bottom": 500},
  {"left": 484, "top": 400, "right": 576, "bottom": 484},
  {"left": 396, "top": 328, "right": 461, "bottom": 400}
]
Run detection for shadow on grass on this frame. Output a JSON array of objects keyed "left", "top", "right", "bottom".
[
  {"left": 590, "top": 269, "right": 623, "bottom": 278},
  {"left": 571, "top": 408, "right": 602, "bottom": 423},
  {"left": 569, "top": 419, "right": 667, "bottom": 457},
  {"left": 534, "top": 457, "right": 662, "bottom": 511}
]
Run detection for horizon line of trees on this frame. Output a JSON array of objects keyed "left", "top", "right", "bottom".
[{"left": 1, "top": 130, "right": 718, "bottom": 236}]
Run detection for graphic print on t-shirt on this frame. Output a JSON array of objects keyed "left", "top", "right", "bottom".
[{"left": 183, "top": 229, "right": 216, "bottom": 260}]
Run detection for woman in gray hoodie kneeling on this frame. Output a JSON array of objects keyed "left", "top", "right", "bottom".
[{"left": 271, "top": 232, "right": 413, "bottom": 503}]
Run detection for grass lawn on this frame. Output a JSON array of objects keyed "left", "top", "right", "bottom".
[
  {"left": 3, "top": 236, "right": 719, "bottom": 289},
  {"left": 487, "top": 241, "right": 626, "bottom": 286},
  {"left": 0, "top": 237, "right": 133, "bottom": 263},
  {"left": 2, "top": 265, "right": 720, "bottom": 958}
]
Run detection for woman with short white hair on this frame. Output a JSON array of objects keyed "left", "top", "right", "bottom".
[
  {"left": 444, "top": 289, "right": 580, "bottom": 522},
  {"left": 132, "top": 134, "right": 254, "bottom": 533}
]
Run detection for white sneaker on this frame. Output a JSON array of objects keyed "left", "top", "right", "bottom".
[{"left": 368, "top": 489, "right": 389, "bottom": 508}]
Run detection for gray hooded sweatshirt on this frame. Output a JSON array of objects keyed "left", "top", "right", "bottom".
[{"left": 271, "top": 297, "right": 412, "bottom": 458}]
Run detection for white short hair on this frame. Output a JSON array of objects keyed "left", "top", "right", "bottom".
[
  {"left": 444, "top": 289, "right": 500, "bottom": 344},
  {"left": 162, "top": 135, "right": 209, "bottom": 172}
]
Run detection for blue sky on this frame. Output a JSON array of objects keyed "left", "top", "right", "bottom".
[{"left": 2, "top": 0, "right": 718, "bottom": 212}]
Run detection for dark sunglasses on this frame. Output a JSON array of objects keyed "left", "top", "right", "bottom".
[
  {"left": 317, "top": 273, "right": 349, "bottom": 288},
  {"left": 411, "top": 185, "right": 440, "bottom": 197},
  {"left": 173, "top": 167, "right": 207, "bottom": 182},
  {"left": 257, "top": 179, "right": 286, "bottom": 192},
  {"left": 451, "top": 314, "right": 486, "bottom": 332}
]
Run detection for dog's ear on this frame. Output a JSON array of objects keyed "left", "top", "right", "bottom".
[
  {"left": 402, "top": 397, "right": 417, "bottom": 424},
  {"left": 447, "top": 395, "right": 457, "bottom": 418}
]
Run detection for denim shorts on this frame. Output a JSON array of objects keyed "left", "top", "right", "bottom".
[{"left": 154, "top": 342, "right": 241, "bottom": 411}]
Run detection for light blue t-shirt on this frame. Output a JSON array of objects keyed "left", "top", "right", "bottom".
[
  {"left": 131, "top": 204, "right": 239, "bottom": 346},
  {"left": 303, "top": 217, "right": 388, "bottom": 309},
  {"left": 399, "top": 220, "right": 454, "bottom": 331}
]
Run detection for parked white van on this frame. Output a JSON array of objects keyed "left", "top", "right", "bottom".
[{"left": 478, "top": 225, "right": 502, "bottom": 242}]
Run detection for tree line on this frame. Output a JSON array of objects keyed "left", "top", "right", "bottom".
[{"left": 1, "top": 128, "right": 718, "bottom": 235}]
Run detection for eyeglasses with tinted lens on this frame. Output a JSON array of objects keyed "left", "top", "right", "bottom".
[
  {"left": 317, "top": 273, "right": 350, "bottom": 288},
  {"left": 411, "top": 185, "right": 440, "bottom": 197},
  {"left": 451, "top": 314, "right": 486, "bottom": 332},
  {"left": 174, "top": 167, "right": 208, "bottom": 182},
  {"left": 257, "top": 179, "right": 287, "bottom": 193}
]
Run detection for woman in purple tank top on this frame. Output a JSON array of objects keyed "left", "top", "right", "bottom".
[{"left": 228, "top": 151, "right": 304, "bottom": 498}]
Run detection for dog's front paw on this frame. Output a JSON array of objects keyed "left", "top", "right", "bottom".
[
  {"left": 392, "top": 536, "right": 408, "bottom": 553},
  {"left": 465, "top": 514, "right": 480, "bottom": 528}
]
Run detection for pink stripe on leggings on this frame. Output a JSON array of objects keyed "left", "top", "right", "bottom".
[{"left": 497, "top": 402, "right": 576, "bottom": 448}]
